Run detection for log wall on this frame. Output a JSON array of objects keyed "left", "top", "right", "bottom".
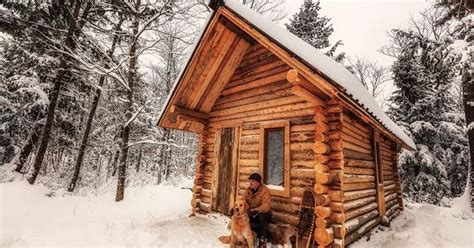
[
  {"left": 196, "top": 44, "right": 319, "bottom": 226},
  {"left": 190, "top": 42, "right": 405, "bottom": 247}
]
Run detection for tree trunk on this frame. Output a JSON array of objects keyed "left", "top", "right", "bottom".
[
  {"left": 111, "top": 149, "right": 120, "bottom": 177},
  {"left": 136, "top": 149, "right": 142, "bottom": 172},
  {"left": 68, "top": 17, "right": 124, "bottom": 192},
  {"left": 13, "top": 124, "right": 42, "bottom": 173},
  {"left": 28, "top": 1, "right": 82, "bottom": 185},
  {"left": 461, "top": 61, "right": 473, "bottom": 210},
  {"left": 115, "top": 0, "right": 140, "bottom": 202}
]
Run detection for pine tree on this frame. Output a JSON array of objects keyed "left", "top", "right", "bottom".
[
  {"left": 285, "top": 0, "right": 344, "bottom": 62},
  {"left": 387, "top": 8, "right": 469, "bottom": 204}
]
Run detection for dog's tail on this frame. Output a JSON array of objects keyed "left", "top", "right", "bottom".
[{"left": 218, "top": 235, "right": 231, "bottom": 244}]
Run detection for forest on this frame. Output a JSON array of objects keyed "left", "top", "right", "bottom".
[{"left": 0, "top": 0, "right": 472, "bottom": 246}]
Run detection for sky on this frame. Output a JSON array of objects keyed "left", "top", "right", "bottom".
[{"left": 284, "top": 0, "right": 430, "bottom": 66}]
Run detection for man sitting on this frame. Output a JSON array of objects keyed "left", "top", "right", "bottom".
[{"left": 243, "top": 173, "right": 272, "bottom": 247}]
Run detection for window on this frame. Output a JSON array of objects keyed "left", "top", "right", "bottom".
[{"left": 259, "top": 121, "right": 290, "bottom": 197}]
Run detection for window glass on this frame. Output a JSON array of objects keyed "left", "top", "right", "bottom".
[{"left": 265, "top": 128, "right": 284, "bottom": 186}]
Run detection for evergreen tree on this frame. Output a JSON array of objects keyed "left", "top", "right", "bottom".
[
  {"left": 285, "top": 0, "right": 344, "bottom": 62},
  {"left": 387, "top": 8, "right": 469, "bottom": 205}
]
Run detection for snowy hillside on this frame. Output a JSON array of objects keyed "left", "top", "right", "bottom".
[{"left": 1, "top": 180, "right": 472, "bottom": 248}]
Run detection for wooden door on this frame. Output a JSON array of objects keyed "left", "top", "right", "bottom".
[{"left": 212, "top": 127, "right": 239, "bottom": 214}]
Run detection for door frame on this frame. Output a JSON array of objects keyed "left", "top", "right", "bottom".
[{"left": 373, "top": 129, "right": 386, "bottom": 216}]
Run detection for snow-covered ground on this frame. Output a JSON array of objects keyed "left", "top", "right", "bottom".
[
  {"left": 0, "top": 180, "right": 229, "bottom": 248},
  {"left": 1, "top": 180, "right": 473, "bottom": 248}
]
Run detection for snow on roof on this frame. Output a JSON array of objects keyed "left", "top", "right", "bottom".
[{"left": 225, "top": 0, "right": 416, "bottom": 150}]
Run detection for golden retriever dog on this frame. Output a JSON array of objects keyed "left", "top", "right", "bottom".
[{"left": 218, "top": 198, "right": 254, "bottom": 248}]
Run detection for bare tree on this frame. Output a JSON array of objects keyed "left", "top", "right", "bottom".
[
  {"left": 28, "top": 1, "right": 85, "bottom": 184},
  {"left": 347, "top": 56, "right": 390, "bottom": 101}
]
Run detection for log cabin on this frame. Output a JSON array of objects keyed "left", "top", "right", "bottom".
[{"left": 157, "top": 0, "right": 416, "bottom": 247}]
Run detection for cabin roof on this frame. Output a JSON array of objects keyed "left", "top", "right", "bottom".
[{"left": 157, "top": 0, "right": 416, "bottom": 150}]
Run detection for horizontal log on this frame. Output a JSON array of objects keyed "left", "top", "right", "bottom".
[
  {"left": 314, "top": 112, "right": 328, "bottom": 123},
  {"left": 345, "top": 209, "right": 379, "bottom": 235},
  {"left": 272, "top": 211, "right": 299, "bottom": 226},
  {"left": 342, "top": 113, "right": 371, "bottom": 133},
  {"left": 328, "top": 121, "right": 343, "bottom": 131},
  {"left": 239, "top": 166, "right": 258, "bottom": 175},
  {"left": 329, "top": 140, "right": 344, "bottom": 152},
  {"left": 291, "top": 85, "right": 326, "bottom": 106},
  {"left": 199, "top": 202, "right": 211, "bottom": 213},
  {"left": 345, "top": 159, "right": 375, "bottom": 168},
  {"left": 290, "top": 187, "right": 306, "bottom": 198},
  {"left": 209, "top": 107, "right": 315, "bottom": 125},
  {"left": 315, "top": 217, "right": 330, "bottom": 228},
  {"left": 341, "top": 132, "right": 372, "bottom": 150},
  {"left": 330, "top": 196, "right": 377, "bottom": 212},
  {"left": 171, "top": 105, "right": 209, "bottom": 120},
  {"left": 327, "top": 130, "right": 341, "bottom": 140},
  {"left": 343, "top": 149, "right": 373, "bottom": 161},
  {"left": 229, "top": 59, "right": 288, "bottom": 85},
  {"left": 327, "top": 104, "right": 343, "bottom": 113},
  {"left": 330, "top": 202, "right": 378, "bottom": 224},
  {"left": 344, "top": 167, "right": 375, "bottom": 175},
  {"left": 314, "top": 227, "right": 334, "bottom": 246},
  {"left": 313, "top": 142, "right": 330, "bottom": 154},
  {"left": 272, "top": 196, "right": 302, "bottom": 205},
  {"left": 290, "top": 124, "right": 315, "bottom": 132},
  {"left": 291, "top": 179, "right": 314, "bottom": 187},
  {"left": 316, "top": 122, "right": 330, "bottom": 133},
  {"left": 343, "top": 141, "right": 372, "bottom": 155},
  {"left": 292, "top": 160, "right": 315, "bottom": 169},
  {"left": 221, "top": 71, "right": 288, "bottom": 96},
  {"left": 201, "top": 189, "right": 212, "bottom": 198},
  {"left": 332, "top": 238, "right": 344, "bottom": 248},
  {"left": 291, "top": 142, "right": 314, "bottom": 151},
  {"left": 344, "top": 174, "right": 375, "bottom": 183},
  {"left": 290, "top": 132, "right": 315, "bottom": 143},
  {"left": 315, "top": 154, "right": 330, "bottom": 163},
  {"left": 316, "top": 173, "right": 331, "bottom": 184},
  {"left": 329, "top": 151, "right": 344, "bottom": 160},
  {"left": 328, "top": 159, "right": 344, "bottom": 169},
  {"left": 210, "top": 95, "right": 304, "bottom": 117},
  {"left": 316, "top": 194, "right": 331, "bottom": 206},
  {"left": 291, "top": 150, "right": 315, "bottom": 161},
  {"left": 213, "top": 87, "right": 292, "bottom": 111},
  {"left": 344, "top": 216, "right": 380, "bottom": 245},
  {"left": 315, "top": 163, "right": 329, "bottom": 173},
  {"left": 315, "top": 206, "right": 332, "bottom": 218},
  {"left": 210, "top": 101, "right": 314, "bottom": 122},
  {"left": 239, "top": 159, "right": 259, "bottom": 167},
  {"left": 342, "top": 121, "right": 371, "bottom": 140},
  {"left": 314, "top": 183, "right": 329, "bottom": 194},
  {"left": 271, "top": 200, "right": 300, "bottom": 214},
  {"left": 291, "top": 168, "right": 315, "bottom": 179},
  {"left": 329, "top": 188, "right": 377, "bottom": 202},
  {"left": 333, "top": 224, "right": 347, "bottom": 239}
]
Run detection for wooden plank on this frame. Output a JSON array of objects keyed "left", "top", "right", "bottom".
[
  {"left": 228, "top": 59, "right": 288, "bottom": 87},
  {"left": 291, "top": 85, "right": 326, "bottom": 106},
  {"left": 215, "top": 80, "right": 289, "bottom": 105},
  {"left": 198, "top": 38, "right": 251, "bottom": 112},
  {"left": 221, "top": 70, "right": 288, "bottom": 96},
  {"left": 177, "top": 23, "right": 228, "bottom": 106},
  {"left": 212, "top": 87, "right": 292, "bottom": 111},
  {"left": 210, "top": 95, "right": 305, "bottom": 117},
  {"left": 209, "top": 102, "right": 314, "bottom": 122}
]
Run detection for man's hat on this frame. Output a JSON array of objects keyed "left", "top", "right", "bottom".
[{"left": 248, "top": 173, "right": 262, "bottom": 183}]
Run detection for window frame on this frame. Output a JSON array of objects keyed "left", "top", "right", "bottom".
[{"left": 259, "top": 121, "right": 290, "bottom": 197}]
